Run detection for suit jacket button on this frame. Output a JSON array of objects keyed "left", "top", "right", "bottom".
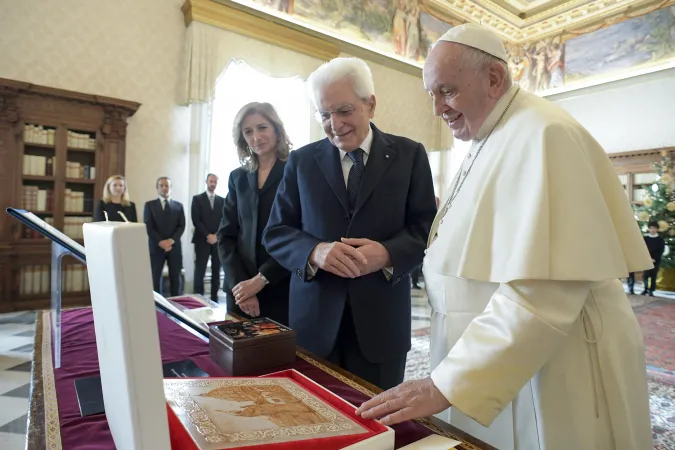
[
  {"left": 395, "top": 276, "right": 401, "bottom": 283},
  {"left": 296, "top": 269, "right": 302, "bottom": 277}
]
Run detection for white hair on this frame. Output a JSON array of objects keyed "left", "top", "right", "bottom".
[
  {"left": 460, "top": 46, "right": 513, "bottom": 86},
  {"left": 306, "top": 57, "right": 375, "bottom": 108}
]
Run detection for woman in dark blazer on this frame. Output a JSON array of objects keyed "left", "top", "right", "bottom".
[
  {"left": 94, "top": 175, "right": 138, "bottom": 223},
  {"left": 217, "top": 102, "right": 291, "bottom": 325}
]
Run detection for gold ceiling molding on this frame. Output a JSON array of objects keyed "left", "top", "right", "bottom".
[
  {"left": 181, "top": 0, "right": 424, "bottom": 76},
  {"left": 428, "top": 0, "right": 673, "bottom": 43},
  {"left": 563, "top": 0, "right": 674, "bottom": 35},
  {"left": 182, "top": 0, "right": 339, "bottom": 61}
]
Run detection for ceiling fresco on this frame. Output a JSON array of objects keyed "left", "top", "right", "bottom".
[
  {"left": 425, "top": 0, "right": 674, "bottom": 43},
  {"left": 225, "top": 0, "right": 675, "bottom": 92}
]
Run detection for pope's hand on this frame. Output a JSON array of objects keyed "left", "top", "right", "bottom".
[
  {"left": 355, "top": 377, "right": 451, "bottom": 426},
  {"left": 309, "top": 242, "right": 367, "bottom": 278},
  {"left": 340, "top": 238, "right": 391, "bottom": 275}
]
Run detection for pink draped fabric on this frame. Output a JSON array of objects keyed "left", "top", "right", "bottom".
[{"left": 50, "top": 298, "right": 435, "bottom": 449}]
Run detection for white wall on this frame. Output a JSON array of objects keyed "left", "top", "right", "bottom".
[{"left": 547, "top": 67, "right": 675, "bottom": 153}]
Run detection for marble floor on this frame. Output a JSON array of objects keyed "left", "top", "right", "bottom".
[{"left": 0, "top": 311, "right": 36, "bottom": 449}]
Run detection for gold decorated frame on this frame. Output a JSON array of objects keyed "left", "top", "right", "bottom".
[{"left": 165, "top": 377, "right": 367, "bottom": 447}]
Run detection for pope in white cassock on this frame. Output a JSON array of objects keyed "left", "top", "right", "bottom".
[{"left": 356, "top": 24, "right": 654, "bottom": 450}]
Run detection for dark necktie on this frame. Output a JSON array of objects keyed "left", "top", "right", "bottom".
[
  {"left": 346, "top": 148, "right": 365, "bottom": 210},
  {"left": 163, "top": 199, "right": 170, "bottom": 214}
]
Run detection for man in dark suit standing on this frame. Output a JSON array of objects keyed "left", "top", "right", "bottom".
[
  {"left": 263, "top": 57, "right": 437, "bottom": 390},
  {"left": 191, "top": 173, "right": 224, "bottom": 301},
  {"left": 144, "top": 176, "right": 185, "bottom": 297}
]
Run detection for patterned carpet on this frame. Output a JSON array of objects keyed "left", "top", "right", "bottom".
[{"left": 403, "top": 294, "right": 675, "bottom": 449}]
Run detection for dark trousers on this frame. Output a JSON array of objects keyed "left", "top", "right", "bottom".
[
  {"left": 627, "top": 272, "right": 635, "bottom": 292},
  {"left": 643, "top": 261, "right": 660, "bottom": 292},
  {"left": 411, "top": 265, "right": 421, "bottom": 286},
  {"left": 194, "top": 242, "right": 221, "bottom": 300},
  {"left": 150, "top": 246, "right": 183, "bottom": 297},
  {"left": 327, "top": 302, "right": 406, "bottom": 391}
]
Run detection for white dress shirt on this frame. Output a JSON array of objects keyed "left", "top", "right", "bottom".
[{"left": 338, "top": 127, "right": 373, "bottom": 187}]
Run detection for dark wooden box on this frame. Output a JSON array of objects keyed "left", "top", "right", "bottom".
[{"left": 209, "top": 317, "right": 297, "bottom": 376}]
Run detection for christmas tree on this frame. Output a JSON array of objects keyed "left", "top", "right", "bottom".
[{"left": 633, "top": 150, "right": 675, "bottom": 268}]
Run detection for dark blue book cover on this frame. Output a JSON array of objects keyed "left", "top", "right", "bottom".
[{"left": 74, "top": 359, "right": 208, "bottom": 416}]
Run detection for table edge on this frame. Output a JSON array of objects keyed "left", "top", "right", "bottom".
[{"left": 27, "top": 307, "right": 495, "bottom": 450}]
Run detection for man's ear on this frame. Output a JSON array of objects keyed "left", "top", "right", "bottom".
[
  {"left": 488, "top": 62, "right": 508, "bottom": 98},
  {"left": 368, "top": 95, "right": 377, "bottom": 119}
]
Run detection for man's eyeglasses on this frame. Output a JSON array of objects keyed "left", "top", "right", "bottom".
[{"left": 314, "top": 104, "right": 356, "bottom": 123}]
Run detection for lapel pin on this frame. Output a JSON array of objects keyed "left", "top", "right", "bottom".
[{"left": 385, "top": 154, "right": 390, "bottom": 159}]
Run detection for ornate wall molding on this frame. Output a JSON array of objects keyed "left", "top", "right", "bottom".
[
  {"left": 181, "top": 0, "right": 424, "bottom": 77},
  {"left": 102, "top": 108, "right": 133, "bottom": 139},
  {"left": 183, "top": 0, "right": 339, "bottom": 60},
  {"left": 0, "top": 91, "right": 20, "bottom": 124}
]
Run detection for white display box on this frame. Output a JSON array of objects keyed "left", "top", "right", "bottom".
[{"left": 83, "top": 222, "right": 171, "bottom": 450}]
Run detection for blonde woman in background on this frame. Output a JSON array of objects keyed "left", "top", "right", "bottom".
[{"left": 94, "top": 175, "right": 138, "bottom": 222}]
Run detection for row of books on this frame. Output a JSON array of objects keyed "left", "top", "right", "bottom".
[
  {"left": 64, "top": 189, "right": 93, "bottom": 213},
  {"left": 23, "top": 217, "right": 54, "bottom": 239},
  {"left": 634, "top": 173, "right": 659, "bottom": 185},
  {"left": 23, "top": 155, "right": 55, "bottom": 176},
  {"left": 24, "top": 125, "right": 96, "bottom": 150},
  {"left": 68, "top": 130, "right": 96, "bottom": 150},
  {"left": 19, "top": 264, "right": 89, "bottom": 296},
  {"left": 66, "top": 161, "right": 96, "bottom": 179},
  {"left": 21, "top": 186, "right": 54, "bottom": 212},
  {"left": 24, "top": 124, "right": 55, "bottom": 146},
  {"left": 64, "top": 216, "right": 94, "bottom": 240}
]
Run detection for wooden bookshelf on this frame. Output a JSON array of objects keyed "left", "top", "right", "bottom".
[
  {"left": 608, "top": 149, "right": 668, "bottom": 208},
  {"left": 0, "top": 77, "right": 139, "bottom": 312}
]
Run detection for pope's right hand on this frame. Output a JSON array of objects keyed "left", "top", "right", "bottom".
[{"left": 309, "top": 242, "right": 367, "bottom": 278}]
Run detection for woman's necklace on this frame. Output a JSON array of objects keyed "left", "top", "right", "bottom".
[{"left": 431, "top": 87, "right": 520, "bottom": 243}]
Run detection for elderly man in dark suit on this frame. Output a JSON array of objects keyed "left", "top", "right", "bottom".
[
  {"left": 144, "top": 176, "right": 185, "bottom": 297},
  {"left": 191, "top": 173, "right": 224, "bottom": 301},
  {"left": 263, "top": 57, "right": 437, "bottom": 390}
]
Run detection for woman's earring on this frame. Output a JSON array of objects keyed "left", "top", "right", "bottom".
[{"left": 247, "top": 146, "right": 253, "bottom": 154}]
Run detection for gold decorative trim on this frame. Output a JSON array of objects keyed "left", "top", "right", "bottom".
[
  {"left": 296, "top": 351, "right": 379, "bottom": 398},
  {"left": 41, "top": 311, "right": 62, "bottom": 450},
  {"left": 181, "top": 0, "right": 424, "bottom": 77},
  {"left": 295, "top": 352, "right": 482, "bottom": 450},
  {"left": 426, "top": 0, "right": 670, "bottom": 43},
  {"left": 183, "top": 0, "right": 339, "bottom": 61}
]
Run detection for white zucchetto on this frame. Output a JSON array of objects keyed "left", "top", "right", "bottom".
[{"left": 437, "top": 23, "right": 509, "bottom": 63}]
